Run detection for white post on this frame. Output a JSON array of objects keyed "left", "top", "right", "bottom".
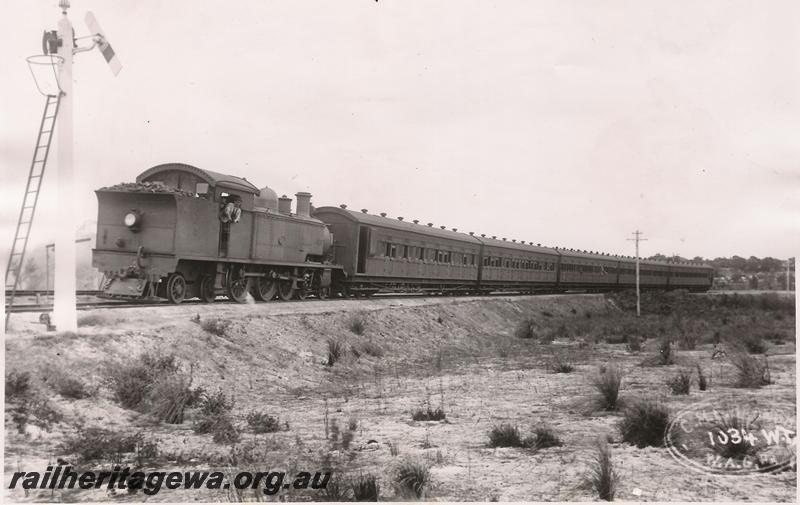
[
  {"left": 628, "top": 230, "right": 647, "bottom": 318},
  {"left": 635, "top": 236, "right": 640, "bottom": 317},
  {"left": 53, "top": 1, "right": 77, "bottom": 332}
]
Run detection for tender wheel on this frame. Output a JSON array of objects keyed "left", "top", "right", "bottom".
[
  {"left": 295, "top": 289, "right": 308, "bottom": 301},
  {"left": 277, "top": 278, "right": 295, "bottom": 301},
  {"left": 251, "top": 276, "right": 277, "bottom": 301},
  {"left": 226, "top": 268, "right": 250, "bottom": 303},
  {"left": 199, "top": 275, "right": 216, "bottom": 303},
  {"left": 165, "top": 273, "right": 186, "bottom": 304}
]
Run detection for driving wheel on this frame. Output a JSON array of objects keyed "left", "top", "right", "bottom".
[
  {"left": 165, "top": 273, "right": 186, "bottom": 304},
  {"left": 251, "top": 275, "right": 277, "bottom": 301},
  {"left": 277, "top": 278, "right": 295, "bottom": 301},
  {"left": 199, "top": 275, "right": 216, "bottom": 303},
  {"left": 226, "top": 268, "right": 250, "bottom": 303}
]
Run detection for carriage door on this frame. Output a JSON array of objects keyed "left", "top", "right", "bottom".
[{"left": 356, "top": 226, "right": 370, "bottom": 273}]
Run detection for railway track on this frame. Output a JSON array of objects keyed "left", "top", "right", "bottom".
[
  {"left": 5, "top": 289, "right": 588, "bottom": 314},
  {"left": 6, "top": 288, "right": 739, "bottom": 315}
]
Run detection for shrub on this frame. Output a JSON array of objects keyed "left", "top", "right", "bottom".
[
  {"left": 106, "top": 353, "right": 181, "bottom": 409},
  {"left": 6, "top": 370, "right": 32, "bottom": 400},
  {"left": 590, "top": 441, "right": 618, "bottom": 501},
  {"left": 11, "top": 396, "right": 63, "bottom": 434},
  {"left": 411, "top": 406, "right": 446, "bottom": 422},
  {"left": 347, "top": 312, "right": 367, "bottom": 335},
  {"left": 60, "top": 428, "right": 141, "bottom": 463},
  {"left": 198, "top": 389, "right": 235, "bottom": 416},
  {"left": 360, "top": 340, "right": 384, "bottom": 357},
  {"left": 592, "top": 365, "right": 622, "bottom": 411},
  {"left": 194, "top": 413, "right": 240, "bottom": 444},
  {"left": 488, "top": 423, "right": 529, "bottom": 448},
  {"left": 144, "top": 373, "right": 196, "bottom": 424},
  {"left": 531, "top": 426, "right": 562, "bottom": 450},
  {"left": 667, "top": 370, "right": 692, "bottom": 395},
  {"left": 515, "top": 316, "right": 538, "bottom": 339},
  {"left": 388, "top": 440, "right": 400, "bottom": 457},
  {"left": 618, "top": 399, "right": 670, "bottom": 448},
  {"left": 550, "top": 354, "right": 575, "bottom": 373},
  {"left": 199, "top": 318, "right": 231, "bottom": 337},
  {"left": 696, "top": 363, "right": 708, "bottom": 391},
  {"left": 327, "top": 339, "right": 344, "bottom": 366},
  {"left": 351, "top": 474, "right": 379, "bottom": 501},
  {"left": 347, "top": 416, "right": 358, "bottom": 431},
  {"left": 626, "top": 335, "right": 642, "bottom": 352},
  {"left": 728, "top": 348, "right": 772, "bottom": 388},
  {"left": 51, "top": 374, "right": 90, "bottom": 400},
  {"left": 394, "top": 459, "right": 431, "bottom": 499},
  {"left": 245, "top": 410, "right": 282, "bottom": 433},
  {"left": 742, "top": 334, "right": 767, "bottom": 354}
]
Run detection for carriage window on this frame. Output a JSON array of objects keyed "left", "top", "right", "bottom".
[
  {"left": 471, "top": 254, "right": 475, "bottom": 266},
  {"left": 403, "top": 245, "right": 409, "bottom": 259},
  {"left": 196, "top": 182, "right": 209, "bottom": 196},
  {"left": 418, "top": 247, "right": 425, "bottom": 260}
]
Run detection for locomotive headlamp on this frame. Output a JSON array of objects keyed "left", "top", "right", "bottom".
[{"left": 124, "top": 210, "right": 142, "bottom": 232}]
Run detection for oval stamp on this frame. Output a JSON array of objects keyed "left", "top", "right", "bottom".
[{"left": 666, "top": 398, "right": 796, "bottom": 475}]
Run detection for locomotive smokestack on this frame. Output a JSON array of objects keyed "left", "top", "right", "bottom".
[
  {"left": 278, "top": 195, "right": 292, "bottom": 215},
  {"left": 295, "top": 192, "right": 312, "bottom": 218}
]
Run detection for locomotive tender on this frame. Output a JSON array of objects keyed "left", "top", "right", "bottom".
[{"left": 92, "top": 163, "right": 713, "bottom": 302}]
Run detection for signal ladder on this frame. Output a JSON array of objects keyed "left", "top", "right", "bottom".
[{"left": 5, "top": 93, "right": 62, "bottom": 330}]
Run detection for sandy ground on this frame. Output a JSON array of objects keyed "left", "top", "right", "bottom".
[{"left": 3, "top": 293, "right": 797, "bottom": 502}]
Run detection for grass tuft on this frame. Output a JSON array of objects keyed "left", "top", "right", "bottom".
[
  {"left": 591, "top": 365, "right": 623, "bottom": 411},
  {"left": 728, "top": 347, "right": 772, "bottom": 388},
  {"left": 618, "top": 399, "right": 670, "bottom": 448},
  {"left": 245, "top": 410, "right": 283, "bottom": 433},
  {"left": 411, "top": 406, "right": 446, "bottom": 422},
  {"left": 488, "top": 423, "right": 532, "bottom": 448},
  {"left": 347, "top": 312, "right": 367, "bottom": 335},
  {"left": 515, "top": 316, "right": 538, "bottom": 339},
  {"left": 327, "top": 339, "right": 344, "bottom": 366},
  {"left": 590, "top": 441, "right": 618, "bottom": 501},
  {"left": 696, "top": 363, "right": 708, "bottom": 391},
  {"left": 394, "top": 459, "right": 431, "bottom": 499},
  {"left": 666, "top": 369, "right": 692, "bottom": 395},
  {"left": 198, "top": 317, "right": 231, "bottom": 337},
  {"left": 350, "top": 474, "right": 380, "bottom": 501},
  {"left": 106, "top": 353, "right": 182, "bottom": 410},
  {"left": 531, "top": 426, "right": 562, "bottom": 450}
]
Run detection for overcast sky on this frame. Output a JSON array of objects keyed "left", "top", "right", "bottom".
[{"left": 1, "top": 0, "right": 798, "bottom": 265}]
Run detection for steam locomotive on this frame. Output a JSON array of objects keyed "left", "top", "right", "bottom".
[{"left": 92, "top": 163, "right": 713, "bottom": 303}]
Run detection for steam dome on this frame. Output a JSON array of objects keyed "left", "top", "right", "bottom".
[{"left": 254, "top": 186, "right": 279, "bottom": 211}]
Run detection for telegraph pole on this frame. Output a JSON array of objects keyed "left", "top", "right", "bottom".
[
  {"left": 627, "top": 230, "right": 647, "bottom": 317},
  {"left": 53, "top": 0, "right": 77, "bottom": 332}
]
